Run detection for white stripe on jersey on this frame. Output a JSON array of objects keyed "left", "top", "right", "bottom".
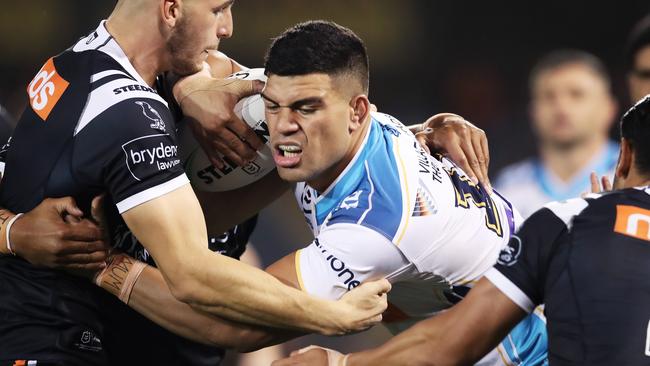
[
  {"left": 75, "top": 77, "right": 167, "bottom": 135},
  {"left": 90, "top": 69, "right": 132, "bottom": 83},
  {"left": 543, "top": 198, "right": 589, "bottom": 230},
  {"left": 116, "top": 174, "right": 189, "bottom": 213},
  {"left": 357, "top": 161, "right": 375, "bottom": 224},
  {"left": 74, "top": 20, "right": 149, "bottom": 86},
  {"left": 484, "top": 267, "right": 535, "bottom": 313}
]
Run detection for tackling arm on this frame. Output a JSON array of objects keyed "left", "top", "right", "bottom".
[
  {"left": 347, "top": 277, "right": 525, "bottom": 366},
  {"left": 122, "top": 184, "right": 388, "bottom": 335}
]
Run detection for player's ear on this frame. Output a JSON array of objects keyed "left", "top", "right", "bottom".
[
  {"left": 162, "top": 0, "right": 181, "bottom": 28},
  {"left": 348, "top": 95, "right": 370, "bottom": 133},
  {"left": 616, "top": 138, "right": 633, "bottom": 180}
]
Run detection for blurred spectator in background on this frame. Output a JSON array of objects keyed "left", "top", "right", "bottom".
[
  {"left": 495, "top": 50, "right": 618, "bottom": 218},
  {"left": 627, "top": 14, "right": 650, "bottom": 104}
]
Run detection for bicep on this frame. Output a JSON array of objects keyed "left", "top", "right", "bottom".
[{"left": 121, "top": 184, "right": 208, "bottom": 280}]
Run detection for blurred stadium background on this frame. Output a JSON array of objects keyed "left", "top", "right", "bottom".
[{"left": 1, "top": 0, "right": 649, "bottom": 362}]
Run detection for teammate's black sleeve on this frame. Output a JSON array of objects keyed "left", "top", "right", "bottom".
[
  {"left": 484, "top": 199, "right": 586, "bottom": 312},
  {"left": 73, "top": 97, "right": 187, "bottom": 213}
]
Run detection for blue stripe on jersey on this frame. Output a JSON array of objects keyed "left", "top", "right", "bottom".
[
  {"left": 500, "top": 311, "right": 548, "bottom": 365},
  {"left": 317, "top": 116, "right": 405, "bottom": 241}
]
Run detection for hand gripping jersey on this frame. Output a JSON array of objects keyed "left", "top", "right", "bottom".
[
  {"left": 486, "top": 187, "right": 650, "bottom": 366},
  {"left": 295, "top": 112, "right": 547, "bottom": 365}
]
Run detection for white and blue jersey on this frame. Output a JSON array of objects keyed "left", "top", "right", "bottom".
[
  {"left": 294, "top": 112, "right": 547, "bottom": 365},
  {"left": 495, "top": 141, "right": 619, "bottom": 218}
]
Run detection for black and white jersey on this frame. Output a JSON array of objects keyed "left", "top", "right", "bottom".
[
  {"left": 0, "top": 21, "right": 188, "bottom": 364},
  {"left": 485, "top": 187, "right": 650, "bottom": 365}
]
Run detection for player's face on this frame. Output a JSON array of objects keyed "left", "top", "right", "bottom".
[
  {"left": 531, "top": 64, "right": 615, "bottom": 149},
  {"left": 167, "top": 0, "right": 234, "bottom": 76},
  {"left": 263, "top": 74, "right": 357, "bottom": 191},
  {"left": 629, "top": 46, "right": 650, "bottom": 104}
]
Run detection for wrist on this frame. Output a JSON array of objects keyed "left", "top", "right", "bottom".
[
  {"left": 0, "top": 210, "right": 22, "bottom": 256},
  {"left": 94, "top": 253, "right": 147, "bottom": 304},
  {"left": 172, "top": 66, "right": 212, "bottom": 105}
]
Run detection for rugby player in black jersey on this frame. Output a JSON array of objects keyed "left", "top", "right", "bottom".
[
  {"left": 274, "top": 96, "right": 650, "bottom": 366},
  {"left": 0, "top": 1, "right": 397, "bottom": 365}
]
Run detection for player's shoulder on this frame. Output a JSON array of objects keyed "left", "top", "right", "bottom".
[{"left": 494, "top": 157, "right": 537, "bottom": 188}]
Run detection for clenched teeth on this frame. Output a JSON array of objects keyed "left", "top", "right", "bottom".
[{"left": 279, "top": 145, "right": 302, "bottom": 157}]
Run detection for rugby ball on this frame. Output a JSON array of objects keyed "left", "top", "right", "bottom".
[{"left": 178, "top": 68, "right": 275, "bottom": 192}]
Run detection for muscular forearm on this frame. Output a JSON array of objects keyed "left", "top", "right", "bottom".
[
  {"left": 348, "top": 279, "right": 524, "bottom": 366},
  {"left": 128, "top": 265, "right": 298, "bottom": 351},
  {"left": 173, "top": 251, "right": 347, "bottom": 334}
]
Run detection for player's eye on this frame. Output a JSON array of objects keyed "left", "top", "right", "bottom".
[
  {"left": 265, "top": 104, "right": 281, "bottom": 114},
  {"left": 296, "top": 107, "right": 317, "bottom": 116}
]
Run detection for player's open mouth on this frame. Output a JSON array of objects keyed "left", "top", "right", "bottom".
[{"left": 274, "top": 144, "right": 303, "bottom": 167}]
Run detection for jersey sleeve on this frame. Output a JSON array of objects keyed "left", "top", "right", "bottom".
[
  {"left": 484, "top": 198, "right": 586, "bottom": 312},
  {"left": 295, "top": 223, "right": 409, "bottom": 300},
  {"left": 73, "top": 97, "right": 188, "bottom": 213}
]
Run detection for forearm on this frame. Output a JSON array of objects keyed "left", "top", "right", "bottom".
[
  {"left": 347, "top": 315, "right": 452, "bottom": 366},
  {"left": 128, "top": 265, "right": 298, "bottom": 351},
  {"left": 348, "top": 279, "right": 524, "bottom": 366},
  {"left": 175, "top": 251, "right": 343, "bottom": 334},
  {"left": 125, "top": 186, "right": 346, "bottom": 335}
]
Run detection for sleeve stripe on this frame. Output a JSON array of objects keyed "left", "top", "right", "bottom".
[
  {"left": 543, "top": 198, "right": 589, "bottom": 230},
  {"left": 294, "top": 249, "right": 306, "bottom": 291},
  {"left": 116, "top": 174, "right": 189, "bottom": 213},
  {"left": 484, "top": 267, "right": 535, "bottom": 313}
]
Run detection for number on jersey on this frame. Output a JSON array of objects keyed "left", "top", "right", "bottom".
[{"left": 445, "top": 166, "right": 504, "bottom": 237}]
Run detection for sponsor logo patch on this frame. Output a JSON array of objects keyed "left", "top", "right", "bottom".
[
  {"left": 614, "top": 205, "right": 650, "bottom": 242},
  {"left": 27, "top": 58, "right": 69, "bottom": 121},
  {"left": 122, "top": 134, "right": 180, "bottom": 181},
  {"left": 497, "top": 235, "right": 522, "bottom": 266}
]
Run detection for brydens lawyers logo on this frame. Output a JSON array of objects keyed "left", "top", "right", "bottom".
[
  {"left": 27, "top": 57, "right": 69, "bottom": 121},
  {"left": 122, "top": 134, "right": 180, "bottom": 181}
]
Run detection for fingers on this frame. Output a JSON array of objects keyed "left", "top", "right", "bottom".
[
  {"left": 415, "top": 131, "right": 431, "bottom": 155},
  {"left": 602, "top": 175, "right": 612, "bottom": 191},
  {"left": 225, "top": 112, "right": 265, "bottom": 151},
  {"left": 57, "top": 250, "right": 108, "bottom": 265},
  {"left": 369, "top": 278, "right": 392, "bottom": 294},
  {"left": 58, "top": 239, "right": 108, "bottom": 255},
  {"left": 477, "top": 131, "right": 492, "bottom": 192},
  {"left": 468, "top": 130, "right": 491, "bottom": 192},
  {"left": 63, "top": 220, "right": 103, "bottom": 241},
  {"left": 49, "top": 197, "right": 83, "bottom": 217},
  {"left": 62, "top": 262, "right": 107, "bottom": 273},
  {"left": 459, "top": 136, "right": 484, "bottom": 186},
  {"left": 90, "top": 195, "right": 106, "bottom": 223},
  {"left": 590, "top": 172, "right": 600, "bottom": 193}
]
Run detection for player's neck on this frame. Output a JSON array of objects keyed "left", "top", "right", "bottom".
[
  {"left": 309, "top": 115, "right": 372, "bottom": 193},
  {"left": 540, "top": 135, "right": 608, "bottom": 183},
  {"left": 105, "top": 14, "right": 164, "bottom": 86}
]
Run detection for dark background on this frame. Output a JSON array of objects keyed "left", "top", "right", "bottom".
[{"left": 2, "top": 0, "right": 650, "bottom": 357}]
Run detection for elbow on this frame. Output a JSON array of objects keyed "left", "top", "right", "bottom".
[{"left": 166, "top": 266, "right": 205, "bottom": 306}]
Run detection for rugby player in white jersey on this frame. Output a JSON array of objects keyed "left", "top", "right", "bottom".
[{"left": 73, "top": 20, "right": 546, "bottom": 363}]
